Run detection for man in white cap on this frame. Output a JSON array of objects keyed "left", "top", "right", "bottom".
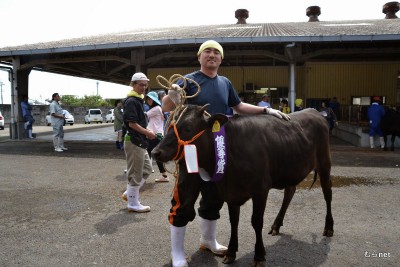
[
  {"left": 162, "top": 40, "right": 290, "bottom": 266},
  {"left": 123, "top": 72, "right": 156, "bottom": 212}
]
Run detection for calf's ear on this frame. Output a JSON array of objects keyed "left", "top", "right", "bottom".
[{"left": 207, "top": 113, "right": 229, "bottom": 129}]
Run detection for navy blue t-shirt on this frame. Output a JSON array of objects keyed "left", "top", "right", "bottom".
[{"left": 178, "top": 71, "right": 241, "bottom": 115}]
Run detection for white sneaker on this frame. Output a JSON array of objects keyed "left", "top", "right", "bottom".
[
  {"left": 60, "top": 147, "right": 68, "bottom": 151},
  {"left": 54, "top": 147, "right": 63, "bottom": 152}
]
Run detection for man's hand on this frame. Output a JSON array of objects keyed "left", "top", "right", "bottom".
[
  {"left": 267, "top": 108, "right": 290, "bottom": 121},
  {"left": 168, "top": 84, "right": 183, "bottom": 106},
  {"left": 146, "top": 129, "right": 156, "bottom": 140}
]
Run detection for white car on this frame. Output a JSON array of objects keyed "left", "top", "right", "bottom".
[
  {"left": 105, "top": 109, "right": 114, "bottom": 123},
  {"left": 63, "top": 110, "right": 75, "bottom": 125},
  {"left": 46, "top": 110, "right": 74, "bottom": 126},
  {"left": 0, "top": 111, "right": 4, "bottom": 130},
  {"left": 84, "top": 109, "right": 103, "bottom": 124}
]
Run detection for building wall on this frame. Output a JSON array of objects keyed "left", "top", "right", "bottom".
[
  {"left": 149, "top": 62, "right": 400, "bottom": 107},
  {"left": 305, "top": 62, "right": 400, "bottom": 105},
  {"left": 148, "top": 66, "right": 306, "bottom": 107},
  {"left": 149, "top": 66, "right": 304, "bottom": 92}
]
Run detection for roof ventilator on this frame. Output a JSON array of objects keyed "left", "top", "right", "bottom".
[
  {"left": 235, "top": 9, "right": 249, "bottom": 24},
  {"left": 383, "top": 1, "right": 399, "bottom": 19},
  {"left": 306, "top": 6, "right": 321, "bottom": 22}
]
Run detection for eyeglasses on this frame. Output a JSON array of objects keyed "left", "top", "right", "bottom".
[{"left": 136, "top": 83, "right": 148, "bottom": 87}]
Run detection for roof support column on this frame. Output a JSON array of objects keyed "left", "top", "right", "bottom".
[
  {"left": 11, "top": 57, "right": 31, "bottom": 139},
  {"left": 285, "top": 43, "right": 298, "bottom": 112},
  {"left": 131, "top": 48, "right": 147, "bottom": 74},
  {"left": 289, "top": 63, "right": 296, "bottom": 112}
]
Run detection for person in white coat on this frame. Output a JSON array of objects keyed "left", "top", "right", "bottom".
[{"left": 49, "top": 93, "right": 68, "bottom": 152}]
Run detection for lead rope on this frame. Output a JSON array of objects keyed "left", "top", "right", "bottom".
[{"left": 156, "top": 74, "right": 202, "bottom": 183}]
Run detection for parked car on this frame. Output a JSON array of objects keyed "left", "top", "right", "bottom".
[
  {"left": 105, "top": 109, "right": 114, "bottom": 123},
  {"left": 84, "top": 109, "right": 103, "bottom": 124},
  {"left": 63, "top": 110, "right": 74, "bottom": 125},
  {"left": 45, "top": 110, "right": 74, "bottom": 126},
  {"left": 0, "top": 111, "right": 4, "bottom": 130}
]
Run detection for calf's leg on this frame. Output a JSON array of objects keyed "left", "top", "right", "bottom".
[
  {"left": 268, "top": 185, "right": 296, "bottom": 236},
  {"left": 319, "top": 171, "right": 334, "bottom": 237},
  {"left": 251, "top": 191, "right": 268, "bottom": 265},
  {"left": 223, "top": 204, "right": 240, "bottom": 264}
]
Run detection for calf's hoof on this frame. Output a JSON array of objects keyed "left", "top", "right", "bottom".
[
  {"left": 323, "top": 229, "right": 334, "bottom": 237},
  {"left": 268, "top": 227, "right": 280, "bottom": 236},
  {"left": 252, "top": 260, "right": 266, "bottom": 267},
  {"left": 222, "top": 254, "right": 236, "bottom": 264}
]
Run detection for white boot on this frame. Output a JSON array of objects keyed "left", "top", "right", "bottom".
[
  {"left": 28, "top": 129, "right": 34, "bottom": 139},
  {"left": 53, "top": 137, "right": 63, "bottom": 152},
  {"left": 379, "top": 137, "right": 385, "bottom": 149},
  {"left": 59, "top": 138, "right": 68, "bottom": 150},
  {"left": 171, "top": 225, "right": 188, "bottom": 267},
  {"left": 122, "top": 179, "right": 145, "bottom": 201},
  {"left": 369, "top": 136, "right": 375, "bottom": 149},
  {"left": 199, "top": 217, "right": 227, "bottom": 256},
  {"left": 126, "top": 184, "right": 150, "bottom": 212}
]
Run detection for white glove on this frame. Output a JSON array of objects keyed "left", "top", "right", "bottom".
[
  {"left": 266, "top": 108, "right": 290, "bottom": 121},
  {"left": 168, "top": 84, "right": 183, "bottom": 106}
]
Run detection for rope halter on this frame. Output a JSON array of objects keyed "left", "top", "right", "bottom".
[{"left": 167, "top": 107, "right": 206, "bottom": 160}]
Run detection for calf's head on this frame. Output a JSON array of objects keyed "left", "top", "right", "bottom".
[{"left": 152, "top": 104, "right": 228, "bottom": 163}]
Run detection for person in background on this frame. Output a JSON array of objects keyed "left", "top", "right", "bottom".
[
  {"left": 257, "top": 94, "right": 271, "bottom": 107},
  {"left": 294, "top": 98, "right": 303, "bottom": 112},
  {"left": 113, "top": 99, "right": 124, "bottom": 150},
  {"left": 21, "top": 95, "right": 35, "bottom": 139},
  {"left": 329, "top": 97, "right": 340, "bottom": 120},
  {"left": 162, "top": 40, "right": 290, "bottom": 267},
  {"left": 49, "top": 93, "right": 68, "bottom": 152},
  {"left": 145, "top": 91, "right": 169, "bottom": 182},
  {"left": 367, "top": 96, "right": 385, "bottom": 149},
  {"left": 122, "top": 72, "right": 156, "bottom": 213},
  {"left": 320, "top": 101, "right": 337, "bottom": 135},
  {"left": 280, "top": 99, "right": 291, "bottom": 114},
  {"left": 158, "top": 90, "right": 170, "bottom": 127}
]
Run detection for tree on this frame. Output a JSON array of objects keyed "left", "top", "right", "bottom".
[
  {"left": 60, "top": 95, "right": 81, "bottom": 106},
  {"left": 80, "top": 95, "right": 110, "bottom": 107},
  {"left": 60, "top": 94, "right": 111, "bottom": 107}
]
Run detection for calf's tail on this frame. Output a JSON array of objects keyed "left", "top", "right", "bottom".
[{"left": 309, "top": 170, "right": 318, "bottom": 189}]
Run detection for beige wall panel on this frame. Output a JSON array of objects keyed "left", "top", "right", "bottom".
[
  {"left": 295, "top": 67, "right": 306, "bottom": 99},
  {"left": 219, "top": 67, "right": 244, "bottom": 91},
  {"left": 306, "top": 62, "right": 400, "bottom": 105}
]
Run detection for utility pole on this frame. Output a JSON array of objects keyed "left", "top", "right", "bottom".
[{"left": 96, "top": 81, "right": 99, "bottom": 96}]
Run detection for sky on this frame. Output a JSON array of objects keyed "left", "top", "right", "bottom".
[{"left": 0, "top": 0, "right": 386, "bottom": 104}]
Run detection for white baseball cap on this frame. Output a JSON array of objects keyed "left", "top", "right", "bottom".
[{"left": 131, "top": 72, "right": 149, "bottom": 82}]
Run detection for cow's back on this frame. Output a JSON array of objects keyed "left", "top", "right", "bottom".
[{"left": 219, "top": 108, "right": 330, "bottom": 202}]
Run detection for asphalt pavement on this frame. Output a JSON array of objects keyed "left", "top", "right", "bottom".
[{"left": 0, "top": 125, "right": 399, "bottom": 266}]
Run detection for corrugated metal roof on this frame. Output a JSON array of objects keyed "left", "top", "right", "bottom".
[{"left": 1, "top": 19, "right": 399, "bottom": 56}]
